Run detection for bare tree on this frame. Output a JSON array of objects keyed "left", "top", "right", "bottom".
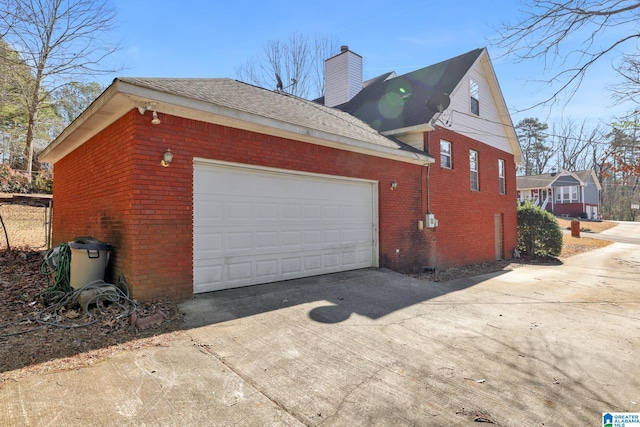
[
  {"left": 612, "top": 55, "right": 640, "bottom": 105},
  {"left": 549, "top": 118, "right": 604, "bottom": 171},
  {"left": 495, "top": 1, "right": 640, "bottom": 109},
  {"left": 236, "top": 33, "right": 341, "bottom": 99},
  {"left": 0, "top": 0, "right": 120, "bottom": 178}
]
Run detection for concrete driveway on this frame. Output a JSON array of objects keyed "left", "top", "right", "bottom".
[
  {"left": 2, "top": 229, "right": 639, "bottom": 426},
  {"left": 591, "top": 220, "right": 640, "bottom": 245}
]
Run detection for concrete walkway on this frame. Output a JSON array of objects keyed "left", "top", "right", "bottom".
[{"left": 2, "top": 233, "right": 639, "bottom": 425}]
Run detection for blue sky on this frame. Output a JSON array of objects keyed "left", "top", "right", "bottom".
[{"left": 104, "top": 0, "right": 635, "bottom": 127}]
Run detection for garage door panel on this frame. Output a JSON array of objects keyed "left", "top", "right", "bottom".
[
  {"left": 303, "top": 230, "right": 322, "bottom": 244},
  {"left": 256, "top": 231, "right": 278, "bottom": 249},
  {"left": 228, "top": 262, "right": 252, "bottom": 281},
  {"left": 281, "top": 204, "right": 301, "bottom": 219},
  {"left": 257, "top": 203, "right": 278, "bottom": 219},
  {"left": 194, "top": 162, "right": 377, "bottom": 293},
  {"left": 304, "top": 254, "right": 323, "bottom": 270},
  {"left": 324, "top": 253, "right": 340, "bottom": 268},
  {"left": 256, "top": 259, "right": 279, "bottom": 278},
  {"left": 304, "top": 205, "right": 323, "bottom": 218},
  {"left": 358, "top": 249, "right": 373, "bottom": 264},
  {"left": 228, "top": 202, "right": 252, "bottom": 219},
  {"left": 194, "top": 263, "right": 223, "bottom": 292},
  {"left": 282, "top": 231, "right": 301, "bottom": 246}
]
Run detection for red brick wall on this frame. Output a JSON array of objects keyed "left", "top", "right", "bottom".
[
  {"left": 51, "top": 110, "right": 518, "bottom": 300},
  {"left": 52, "top": 112, "right": 138, "bottom": 295},
  {"left": 424, "top": 127, "right": 518, "bottom": 268},
  {"left": 552, "top": 203, "right": 585, "bottom": 218}
]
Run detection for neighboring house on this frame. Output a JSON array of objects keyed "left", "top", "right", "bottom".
[
  {"left": 39, "top": 46, "right": 522, "bottom": 301},
  {"left": 517, "top": 170, "right": 602, "bottom": 219}
]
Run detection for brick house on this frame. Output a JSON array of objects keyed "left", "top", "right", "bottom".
[{"left": 39, "top": 47, "right": 521, "bottom": 301}]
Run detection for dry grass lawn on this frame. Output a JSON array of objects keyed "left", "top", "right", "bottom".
[
  {"left": 557, "top": 218, "right": 616, "bottom": 258},
  {"left": 556, "top": 218, "right": 617, "bottom": 233},
  {"left": 0, "top": 203, "right": 49, "bottom": 250},
  {"left": 561, "top": 233, "right": 612, "bottom": 258}
]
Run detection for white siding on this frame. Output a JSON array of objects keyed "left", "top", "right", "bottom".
[
  {"left": 444, "top": 55, "right": 514, "bottom": 155},
  {"left": 325, "top": 50, "right": 363, "bottom": 108},
  {"left": 394, "top": 132, "right": 424, "bottom": 150}
]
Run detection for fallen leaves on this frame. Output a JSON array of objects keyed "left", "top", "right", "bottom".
[{"left": 0, "top": 249, "right": 183, "bottom": 376}]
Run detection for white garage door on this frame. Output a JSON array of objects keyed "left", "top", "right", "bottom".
[{"left": 193, "top": 161, "right": 378, "bottom": 293}]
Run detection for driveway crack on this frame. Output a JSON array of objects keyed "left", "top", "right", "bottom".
[{"left": 192, "top": 337, "right": 310, "bottom": 426}]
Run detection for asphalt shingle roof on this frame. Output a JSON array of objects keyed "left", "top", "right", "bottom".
[
  {"left": 516, "top": 174, "right": 556, "bottom": 189},
  {"left": 335, "top": 49, "right": 484, "bottom": 132},
  {"left": 118, "top": 77, "right": 405, "bottom": 151},
  {"left": 516, "top": 170, "right": 596, "bottom": 189}
]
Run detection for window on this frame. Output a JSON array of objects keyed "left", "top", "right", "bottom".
[
  {"left": 498, "top": 159, "right": 505, "bottom": 194},
  {"left": 440, "top": 140, "right": 452, "bottom": 168},
  {"left": 556, "top": 185, "right": 579, "bottom": 202},
  {"left": 470, "top": 150, "right": 479, "bottom": 191},
  {"left": 470, "top": 79, "right": 479, "bottom": 116}
]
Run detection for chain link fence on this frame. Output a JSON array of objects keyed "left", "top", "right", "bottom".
[{"left": 0, "top": 198, "right": 51, "bottom": 250}]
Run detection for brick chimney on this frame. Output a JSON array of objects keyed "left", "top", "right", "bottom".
[{"left": 324, "top": 45, "right": 363, "bottom": 108}]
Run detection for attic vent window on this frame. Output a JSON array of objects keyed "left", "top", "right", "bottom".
[{"left": 470, "top": 79, "right": 479, "bottom": 116}]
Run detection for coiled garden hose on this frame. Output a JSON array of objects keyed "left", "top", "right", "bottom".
[{"left": 40, "top": 242, "right": 72, "bottom": 302}]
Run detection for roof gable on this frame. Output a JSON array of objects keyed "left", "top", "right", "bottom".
[
  {"left": 337, "top": 49, "right": 483, "bottom": 133},
  {"left": 335, "top": 48, "right": 521, "bottom": 161}
]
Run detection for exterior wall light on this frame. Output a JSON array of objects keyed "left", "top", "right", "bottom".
[
  {"left": 137, "top": 103, "right": 161, "bottom": 125},
  {"left": 391, "top": 180, "right": 398, "bottom": 190},
  {"left": 161, "top": 148, "right": 173, "bottom": 167}
]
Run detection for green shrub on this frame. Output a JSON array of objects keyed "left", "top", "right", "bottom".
[
  {"left": 33, "top": 169, "right": 53, "bottom": 194},
  {"left": 517, "top": 201, "right": 563, "bottom": 257}
]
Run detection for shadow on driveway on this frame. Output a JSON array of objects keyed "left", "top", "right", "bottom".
[{"left": 179, "top": 268, "right": 510, "bottom": 329}]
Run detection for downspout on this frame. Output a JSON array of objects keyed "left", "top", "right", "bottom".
[
  {"left": 426, "top": 132, "right": 432, "bottom": 214},
  {"left": 424, "top": 131, "right": 436, "bottom": 272}
]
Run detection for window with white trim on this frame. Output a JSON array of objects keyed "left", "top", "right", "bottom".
[
  {"left": 470, "top": 149, "right": 479, "bottom": 191},
  {"left": 440, "top": 140, "right": 452, "bottom": 168},
  {"left": 555, "top": 185, "right": 579, "bottom": 202},
  {"left": 498, "top": 159, "right": 505, "bottom": 194},
  {"left": 470, "top": 79, "right": 479, "bottom": 116}
]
